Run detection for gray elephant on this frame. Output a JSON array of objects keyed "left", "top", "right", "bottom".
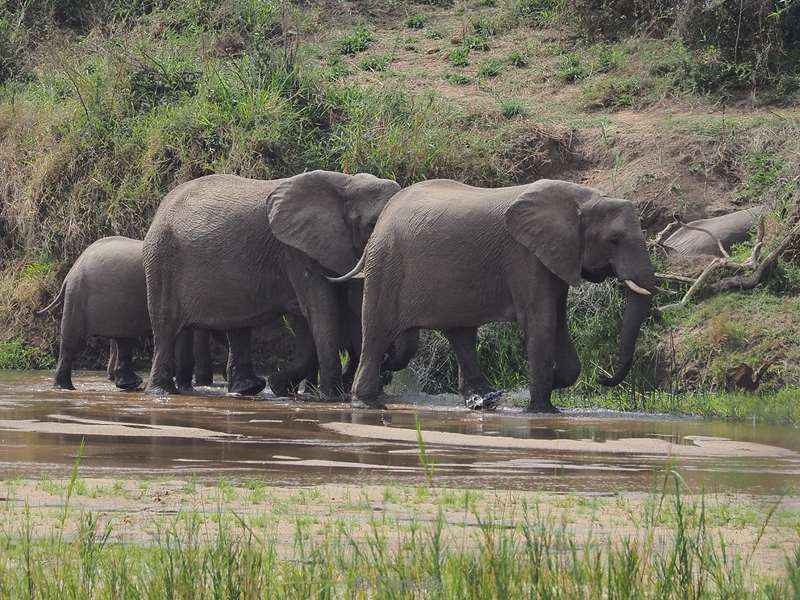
[
  {"left": 142, "top": 170, "right": 404, "bottom": 397},
  {"left": 334, "top": 179, "right": 656, "bottom": 412},
  {"left": 39, "top": 237, "right": 222, "bottom": 390},
  {"left": 662, "top": 207, "right": 763, "bottom": 257}
]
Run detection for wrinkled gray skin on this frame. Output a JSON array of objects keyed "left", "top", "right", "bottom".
[
  {"left": 342, "top": 179, "right": 656, "bottom": 412},
  {"left": 662, "top": 207, "right": 764, "bottom": 257},
  {"left": 40, "top": 237, "right": 224, "bottom": 390},
  {"left": 143, "top": 170, "right": 402, "bottom": 397}
]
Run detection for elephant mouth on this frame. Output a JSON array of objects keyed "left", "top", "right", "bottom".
[{"left": 581, "top": 266, "right": 612, "bottom": 283}]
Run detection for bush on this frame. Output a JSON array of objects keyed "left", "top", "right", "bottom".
[
  {"left": 558, "top": 53, "right": 586, "bottom": 82},
  {"left": 404, "top": 14, "right": 429, "bottom": 29},
  {"left": 445, "top": 72, "right": 471, "bottom": 85},
  {"left": 0, "top": 339, "right": 54, "bottom": 369},
  {"left": 508, "top": 0, "right": 566, "bottom": 27}
]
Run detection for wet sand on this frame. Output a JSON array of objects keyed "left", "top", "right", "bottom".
[{"left": 1, "top": 370, "right": 800, "bottom": 494}]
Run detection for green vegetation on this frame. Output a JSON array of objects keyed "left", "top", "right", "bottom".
[
  {"left": 477, "top": 58, "right": 502, "bottom": 78},
  {"left": 447, "top": 46, "right": 470, "bottom": 67},
  {"left": 1, "top": 473, "right": 798, "bottom": 598},
  {"left": 500, "top": 99, "right": 527, "bottom": 118},
  {"left": 403, "top": 14, "right": 429, "bottom": 29},
  {"left": 508, "top": 50, "right": 528, "bottom": 67},
  {"left": 335, "top": 25, "right": 374, "bottom": 55},
  {"left": 360, "top": 52, "right": 392, "bottom": 72},
  {"left": 445, "top": 72, "right": 471, "bottom": 85},
  {"left": 0, "top": 339, "right": 53, "bottom": 370}
]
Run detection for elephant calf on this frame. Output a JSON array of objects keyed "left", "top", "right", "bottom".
[
  {"left": 662, "top": 207, "right": 763, "bottom": 257},
  {"left": 335, "top": 179, "right": 656, "bottom": 412},
  {"left": 39, "top": 237, "right": 220, "bottom": 390}
]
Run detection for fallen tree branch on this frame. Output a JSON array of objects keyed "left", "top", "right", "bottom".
[{"left": 655, "top": 272, "right": 696, "bottom": 284}]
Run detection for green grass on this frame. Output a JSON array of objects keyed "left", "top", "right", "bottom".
[
  {"left": 552, "top": 387, "right": 800, "bottom": 426},
  {"left": 508, "top": 50, "right": 528, "bottom": 67},
  {"left": 335, "top": 25, "right": 374, "bottom": 55},
  {"left": 404, "top": 14, "right": 429, "bottom": 29},
  {"left": 558, "top": 53, "right": 586, "bottom": 82},
  {"left": 477, "top": 59, "right": 503, "bottom": 78},
  {"left": 500, "top": 99, "right": 527, "bottom": 118},
  {"left": 447, "top": 47, "right": 470, "bottom": 67},
  {"left": 360, "top": 53, "right": 392, "bottom": 72},
  {"left": 1, "top": 473, "right": 796, "bottom": 598},
  {"left": 445, "top": 72, "right": 471, "bottom": 85},
  {"left": 580, "top": 76, "right": 643, "bottom": 110}
]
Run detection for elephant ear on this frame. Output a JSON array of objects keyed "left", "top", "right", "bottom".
[
  {"left": 267, "top": 170, "right": 358, "bottom": 275},
  {"left": 504, "top": 179, "right": 593, "bottom": 286}
]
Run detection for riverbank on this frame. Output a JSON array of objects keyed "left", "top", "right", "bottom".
[{"left": 2, "top": 473, "right": 799, "bottom": 597}]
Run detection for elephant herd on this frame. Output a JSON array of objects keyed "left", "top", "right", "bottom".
[{"left": 40, "top": 170, "right": 661, "bottom": 413}]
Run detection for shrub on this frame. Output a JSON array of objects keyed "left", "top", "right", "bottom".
[
  {"left": 471, "top": 16, "right": 499, "bottom": 36},
  {"left": 335, "top": 25, "right": 374, "bottom": 55},
  {"left": 478, "top": 59, "right": 503, "bottom": 78},
  {"left": 0, "top": 339, "right": 54, "bottom": 369},
  {"left": 404, "top": 14, "right": 429, "bottom": 29},
  {"left": 508, "top": 0, "right": 566, "bottom": 27}
]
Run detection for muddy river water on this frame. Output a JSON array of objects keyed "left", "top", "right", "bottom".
[{"left": 1, "top": 371, "right": 799, "bottom": 494}]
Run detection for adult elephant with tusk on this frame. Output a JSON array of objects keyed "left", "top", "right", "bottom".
[
  {"left": 333, "top": 178, "right": 656, "bottom": 412},
  {"left": 142, "top": 170, "right": 402, "bottom": 397}
]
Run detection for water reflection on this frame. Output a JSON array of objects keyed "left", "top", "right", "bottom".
[{"left": 0, "top": 370, "right": 798, "bottom": 495}]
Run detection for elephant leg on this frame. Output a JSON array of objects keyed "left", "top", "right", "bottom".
[
  {"left": 444, "top": 327, "right": 501, "bottom": 410},
  {"left": 54, "top": 337, "right": 82, "bottom": 391},
  {"left": 210, "top": 330, "right": 228, "bottom": 381},
  {"left": 113, "top": 338, "right": 143, "bottom": 391},
  {"left": 106, "top": 340, "right": 118, "bottom": 382},
  {"left": 285, "top": 254, "right": 344, "bottom": 400},
  {"left": 174, "top": 328, "right": 195, "bottom": 392},
  {"left": 352, "top": 320, "right": 396, "bottom": 408},
  {"left": 145, "top": 273, "right": 180, "bottom": 395},
  {"left": 192, "top": 329, "right": 214, "bottom": 386},
  {"left": 520, "top": 294, "right": 559, "bottom": 414},
  {"left": 268, "top": 315, "right": 317, "bottom": 397},
  {"left": 552, "top": 294, "right": 580, "bottom": 390},
  {"left": 226, "top": 328, "right": 266, "bottom": 396},
  {"left": 54, "top": 316, "right": 84, "bottom": 390},
  {"left": 383, "top": 328, "right": 419, "bottom": 372}
]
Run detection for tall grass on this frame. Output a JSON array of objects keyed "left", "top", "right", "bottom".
[{"left": 0, "top": 470, "right": 797, "bottom": 597}]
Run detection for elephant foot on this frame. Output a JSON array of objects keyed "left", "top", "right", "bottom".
[
  {"left": 146, "top": 379, "right": 179, "bottom": 396},
  {"left": 267, "top": 372, "right": 303, "bottom": 398},
  {"left": 351, "top": 396, "right": 387, "bottom": 410},
  {"left": 464, "top": 390, "right": 502, "bottom": 411},
  {"left": 525, "top": 402, "right": 560, "bottom": 414},
  {"left": 54, "top": 379, "right": 76, "bottom": 391},
  {"left": 228, "top": 375, "right": 266, "bottom": 396},
  {"left": 114, "top": 372, "right": 143, "bottom": 391}
]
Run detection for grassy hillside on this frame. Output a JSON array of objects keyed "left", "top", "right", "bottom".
[{"left": 1, "top": 0, "right": 799, "bottom": 405}]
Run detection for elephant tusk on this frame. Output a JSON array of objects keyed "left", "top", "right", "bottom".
[
  {"left": 326, "top": 253, "right": 366, "bottom": 283},
  {"left": 624, "top": 279, "right": 651, "bottom": 296}
]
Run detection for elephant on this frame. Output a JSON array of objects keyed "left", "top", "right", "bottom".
[
  {"left": 333, "top": 178, "right": 656, "bottom": 412},
  {"left": 142, "top": 170, "right": 404, "bottom": 397},
  {"left": 38, "top": 237, "right": 223, "bottom": 390},
  {"left": 662, "top": 206, "right": 764, "bottom": 257}
]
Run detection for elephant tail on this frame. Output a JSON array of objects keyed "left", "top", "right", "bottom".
[
  {"left": 36, "top": 280, "right": 66, "bottom": 315},
  {"left": 326, "top": 253, "right": 366, "bottom": 283}
]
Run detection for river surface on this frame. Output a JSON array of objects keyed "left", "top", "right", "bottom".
[{"left": 1, "top": 371, "right": 799, "bottom": 494}]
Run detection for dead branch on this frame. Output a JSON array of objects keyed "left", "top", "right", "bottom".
[
  {"left": 655, "top": 272, "right": 696, "bottom": 284},
  {"left": 659, "top": 258, "right": 726, "bottom": 311}
]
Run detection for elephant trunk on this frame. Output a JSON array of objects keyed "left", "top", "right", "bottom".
[{"left": 598, "top": 287, "right": 651, "bottom": 387}]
